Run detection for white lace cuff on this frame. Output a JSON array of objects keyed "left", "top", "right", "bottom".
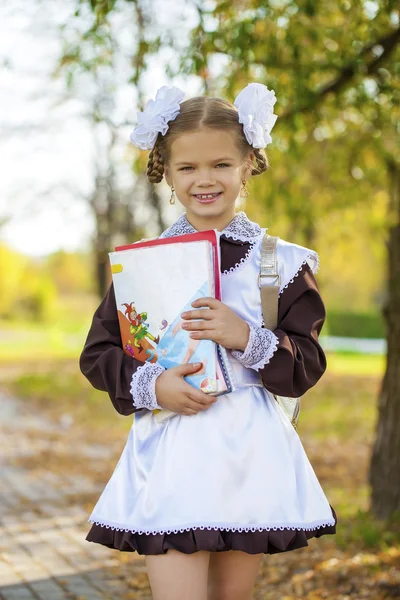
[
  {"left": 130, "top": 362, "right": 165, "bottom": 410},
  {"left": 231, "top": 322, "right": 279, "bottom": 371}
]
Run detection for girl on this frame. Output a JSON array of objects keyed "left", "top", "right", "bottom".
[{"left": 80, "top": 82, "right": 337, "bottom": 600}]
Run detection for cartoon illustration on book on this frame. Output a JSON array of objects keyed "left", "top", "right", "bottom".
[
  {"left": 170, "top": 319, "right": 208, "bottom": 371},
  {"left": 122, "top": 302, "right": 160, "bottom": 353},
  {"left": 118, "top": 299, "right": 207, "bottom": 374},
  {"left": 154, "top": 282, "right": 212, "bottom": 382},
  {"left": 116, "top": 283, "right": 213, "bottom": 388}
]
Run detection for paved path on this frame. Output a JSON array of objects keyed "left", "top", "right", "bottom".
[{"left": 0, "top": 391, "right": 151, "bottom": 600}]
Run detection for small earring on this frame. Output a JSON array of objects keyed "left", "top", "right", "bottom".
[
  {"left": 240, "top": 180, "right": 249, "bottom": 199},
  {"left": 170, "top": 186, "right": 176, "bottom": 205}
]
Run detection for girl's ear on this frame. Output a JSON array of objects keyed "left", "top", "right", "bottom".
[
  {"left": 243, "top": 152, "right": 254, "bottom": 179},
  {"left": 164, "top": 164, "right": 171, "bottom": 186},
  {"left": 248, "top": 151, "right": 255, "bottom": 175}
]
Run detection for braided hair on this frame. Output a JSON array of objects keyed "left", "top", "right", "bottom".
[{"left": 147, "top": 144, "right": 165, "bottom": 184}]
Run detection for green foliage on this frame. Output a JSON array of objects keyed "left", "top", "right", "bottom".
[
  {"left": 15, "top": 369, "right": 96, "bottom": 407},
  {"left": 60, "top": 1, "right": 399, "bottom": 313},
  {"left": 0, "top": 243, "right": 58, "bottom": 322},
  {"left": 300, "top": 366, "right": 378, "bottom": 442},
  {"left": 174, "top": 0, "right": 399, "bottom": 254},
  {"left": 45, "top": 250, "right": 95, "bottom": 294},
  {"left": 0, "top": 243, "right": 98, "bottom": 324},
  {"left": 326, "top": 310, "right": 385, "bottom": 338},
  {"left": 335, "top": 508, "right": 400, "bottom": 550},
  {"left": 0, "top": 322, "right": 86, "bottom": 361},
  {"left": 57, "top": 1, "right": 163, "bottom": 89},
  {"left": 324, "top": 352, "right": 384, "bottom": 376}
]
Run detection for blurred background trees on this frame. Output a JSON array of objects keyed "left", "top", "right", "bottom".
[{"left": 1, "top": 0, "right": 399, "bottom": 518}]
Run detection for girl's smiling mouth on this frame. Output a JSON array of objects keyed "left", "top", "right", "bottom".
[{"left": 193, "top": 192, "right": 222, "bottom": 204}]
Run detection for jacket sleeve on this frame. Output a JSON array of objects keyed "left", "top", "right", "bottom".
[
  {"left": 232, "top": 262, "right": 327, "bottom": 397},
  {"left": 79, "top": 282, "right": 165, "bottom": 416}
]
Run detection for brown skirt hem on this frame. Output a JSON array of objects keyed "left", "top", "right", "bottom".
[{"left": 85, "top": 505, "right": 337, "bottom": 556}]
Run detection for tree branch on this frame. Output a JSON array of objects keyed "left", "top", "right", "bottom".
[{"left": 280, "top": 26, "right": 400, "bottom": 121}]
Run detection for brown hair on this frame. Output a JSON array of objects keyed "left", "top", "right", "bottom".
[{"left": 146, "top": 96, "right": 269, "bottom": 184}]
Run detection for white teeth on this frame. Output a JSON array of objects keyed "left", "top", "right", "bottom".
[{"left": 196, "top": 193, "right": 219, "bottom": 199}]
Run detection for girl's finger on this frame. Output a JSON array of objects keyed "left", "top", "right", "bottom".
[
  {"left": 191, "top": 297, "right": 220, "bottom": 309},
  {"left": 182, "top": 308, "right": 215, "bottom": 320},
  {"left": 187, "top": 399, "right": 211, "bottom": 412},
  {"left": 183, "top": 319, "right": 210, "bottom": 330},
  {"left": 186, "top": 390, "right": 216, "bottom": 407},
  {"left": 183, "top": 407, "right": 199, "bottom": 416},
  {"left": 190, "top": 330, "right": 216, "bottom": 341}
]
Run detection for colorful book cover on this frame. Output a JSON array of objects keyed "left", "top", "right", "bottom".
[{"left": 109, "top": 231, "right": 234, "bottom": 410}]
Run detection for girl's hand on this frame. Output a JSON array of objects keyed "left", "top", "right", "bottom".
[
  {"left": 180, "top": 298, "right": 250, "bottom": 351},
  {"left": 155, "top": 362, "right": 217, "bottom": 416}
]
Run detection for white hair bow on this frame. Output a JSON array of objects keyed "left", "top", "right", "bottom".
[
  {"left": 129, "top": 82, "right": 277, "bottom": 151},
  {"left": 130, "top": 85, "right": 185, "bottom": 150},
  {"left": 233, "top": 83, "right": 278, "bottom": 149}
]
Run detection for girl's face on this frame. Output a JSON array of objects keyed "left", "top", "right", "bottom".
[{"left": 164, "top": 127, "right": 254, "bottom": 231}]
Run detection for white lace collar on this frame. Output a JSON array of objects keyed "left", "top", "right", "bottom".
[{"left": 159, "top": 211, "right": 264, "bottom": 245}]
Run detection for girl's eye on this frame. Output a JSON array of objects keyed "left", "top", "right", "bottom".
[{"left": 179, "top": 163, "right": 230, "bottom": 171}]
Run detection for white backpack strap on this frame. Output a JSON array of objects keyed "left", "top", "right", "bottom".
[
  {"left": 259, "top": 233, "right": 280, "bottom": 330},
  {"left": 259, "top": 232, "right": 301, "bottom": 431}
]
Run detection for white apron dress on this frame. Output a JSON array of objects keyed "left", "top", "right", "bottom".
[{"left": 87, "top": 231, "right": 336, "bottom": 537}]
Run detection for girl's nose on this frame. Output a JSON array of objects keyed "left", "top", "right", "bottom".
[{"left": 195, "top": 174, "right": 217, "bottom": 185}]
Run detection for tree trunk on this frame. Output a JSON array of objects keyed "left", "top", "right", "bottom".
[
  {"left": 92, "top": 173, "right": 167, "bottom": 299},
  {"left": 147, "top": 176, "right": 168, "bottom": 233},
  {"left": 95, "top": 244, "right": 110, "bottom": 299},
  {"left": 369, "top": 161, "right": 400, "bottom": 519},
  {"left": 92, "top": 170, "right": 116, "bottom": 299}
]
